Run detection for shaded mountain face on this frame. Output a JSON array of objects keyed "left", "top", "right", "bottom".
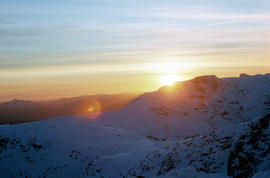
[
  {"left": 0, "top": 100, "right": 45, "bottom": 124},
  {"left": 0, "top": 74, "right": 270, "bottom": 178},
  {"left": 0, "top": 93, "right": 139, "bottom": 125}
]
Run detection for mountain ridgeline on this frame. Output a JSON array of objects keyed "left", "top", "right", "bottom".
[
  {"left": 0, "top": 74, "right": 270, "bottom": 177},
  {"left": 0, "top": 93, "right": 139, "bottom": 125}
]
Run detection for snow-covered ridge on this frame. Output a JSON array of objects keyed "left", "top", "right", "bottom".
[
  {"left": 0, "top": 73, "right": 270, "bottom": 177},
  {"left": 96, "top": 73, "right": 270, "bottom": 137}
]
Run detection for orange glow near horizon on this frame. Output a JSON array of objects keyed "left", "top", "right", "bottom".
[{"left": 1, "top": 60, "right": 270, "bottom": 102}]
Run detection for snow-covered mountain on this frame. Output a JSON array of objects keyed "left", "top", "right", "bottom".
[{"left": 0, "top": 74, "right": 270, "bottom": 177}]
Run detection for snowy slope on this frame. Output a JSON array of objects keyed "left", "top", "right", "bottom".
[
  {"left": 0, "top": 74, "right": 270, "bottom": 177},
  {"left": 0, "top": 117, "right": 163, "bottom": 177}
]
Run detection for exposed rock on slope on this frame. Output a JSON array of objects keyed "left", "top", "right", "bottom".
[{"left": 228, "top": 114, "right": 270, "bottom": 178}]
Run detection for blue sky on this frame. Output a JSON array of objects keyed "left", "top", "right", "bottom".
[
  {"left": 1, "top": 0, "right": 270, "bottom": 66},
  {"left": 0, "top": 0, "right": 270, "bottom": 100}
]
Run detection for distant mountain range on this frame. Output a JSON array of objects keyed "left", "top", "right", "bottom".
[
  {"left": 0, "top": 74, "right": 270, "bottom": 177},
  {"left": 0, "top": 93, "right": 139, "bottom": 125}
]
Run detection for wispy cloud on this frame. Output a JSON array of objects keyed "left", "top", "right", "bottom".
[{"left": 137, "top": 12, "right": 270, "bottom": 21}]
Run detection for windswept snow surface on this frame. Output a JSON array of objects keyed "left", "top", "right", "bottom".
[{"left": 0, "top": 74, "right": 270, "bottom": 177}]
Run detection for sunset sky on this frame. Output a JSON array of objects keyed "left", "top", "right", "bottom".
[{"left": 1, "top": 0, "right": 270, "bottom": 101}]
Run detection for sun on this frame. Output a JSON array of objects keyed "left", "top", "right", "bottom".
[{"left": 159, "top": 75, "right": 184, "bottom": 86}]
